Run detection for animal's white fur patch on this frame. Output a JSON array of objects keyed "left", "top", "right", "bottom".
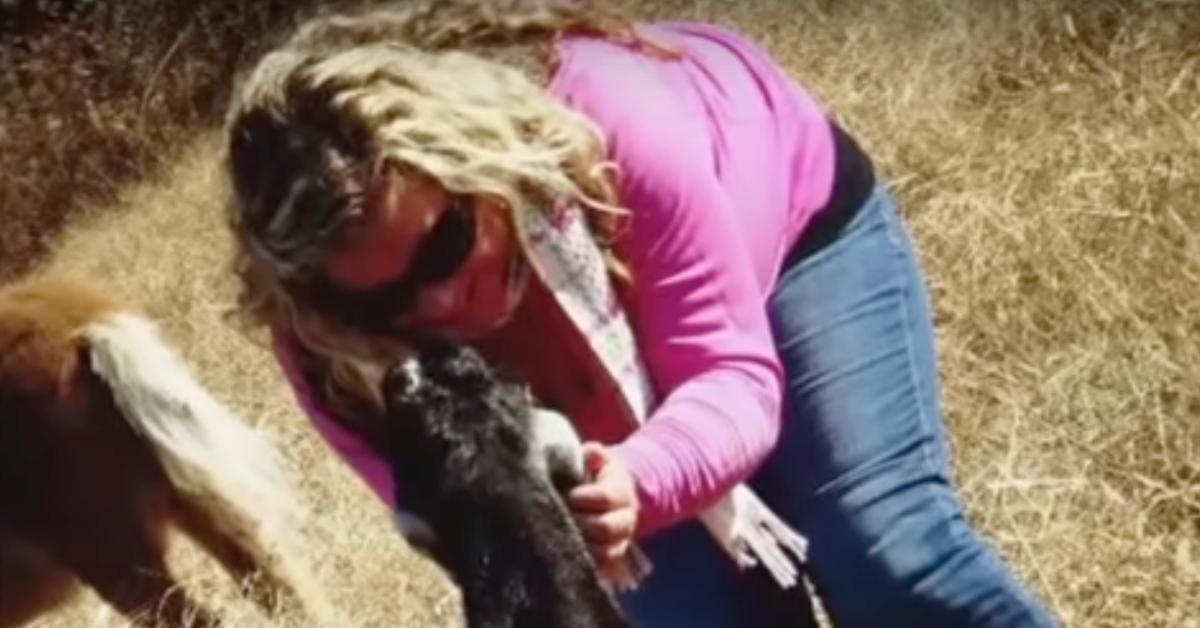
[
  {"left": 81, "top": 313, "right": 298, "bottom": 526},
  {"left": 79, "top": 312, "right": 333, "bottom": 621},
  {"left": 528, "top": 407, "right": 585, "bottom": 479},
  {"left": 394, "top": 510, "right": 438, "bottom": 550},
  {"left": 526, "top": 407, "right": 653, "bottom": 591}
]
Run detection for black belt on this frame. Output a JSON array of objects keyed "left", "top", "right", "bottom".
[{"left": 782, "top": 121, "right": 876, "bottom": 268}]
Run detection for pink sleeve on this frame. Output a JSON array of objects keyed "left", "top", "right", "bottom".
[
  {"left": 606, "top": 116, "right": 785, "bottom": 535},
  {"left": 270, "top": 328, "right": 398, "bottom": 509}
]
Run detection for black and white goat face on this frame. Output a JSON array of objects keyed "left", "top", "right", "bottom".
[{"left": 379, "top": 342, "right": 634, "bottom": 628}]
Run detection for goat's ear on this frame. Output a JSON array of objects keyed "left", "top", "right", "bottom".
[
  {"left": 382, "top": 358, "right": 422, "bottom": 406},
  {"left": 420, "top": 343, "right": 495, "bottom": 390},
  {"left": 413, "top": 339, "right": 460, "bottom": 366}
]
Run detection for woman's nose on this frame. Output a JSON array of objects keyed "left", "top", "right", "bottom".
[{"left": 408, "top": 199, "right": 513, "bottom": 327}]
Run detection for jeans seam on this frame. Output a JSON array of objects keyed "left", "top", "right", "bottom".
[{"left": 885, "top": 205, "right": 957, "bottom": 520}]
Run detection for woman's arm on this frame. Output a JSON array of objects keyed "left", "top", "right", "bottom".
[
  {"left": 606, "top": 113, "right": 786, "bottom": 536},
  {"left": 549, "top": 76, "right": 782, "bottom": 537},
  {"left": 551, "top": 34, "right": 789, "bottom": 536}
]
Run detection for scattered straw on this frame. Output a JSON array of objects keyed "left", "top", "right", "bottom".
[{"left": 9, "top": 1, "right": 1200, "bottom": 626}]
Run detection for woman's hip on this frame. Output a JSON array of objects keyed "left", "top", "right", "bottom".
[{"left": 762, "top": 182, "right": 949, "bottom": 502}]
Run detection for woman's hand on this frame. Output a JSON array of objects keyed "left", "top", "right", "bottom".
[{"left": 568, "top": 442, "right": 640, "bottom": 582}]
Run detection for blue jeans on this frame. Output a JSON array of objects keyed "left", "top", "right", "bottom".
[{"left": 619, "top": 185, "right": 1059, "bottom": 628}]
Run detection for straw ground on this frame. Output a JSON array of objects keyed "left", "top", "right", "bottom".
[{"left": 4, "top": 0, "right": 1198, "bottom": 626}]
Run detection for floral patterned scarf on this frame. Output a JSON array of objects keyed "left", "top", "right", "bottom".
[{"left": 516, "top": 203, "right": 809, "bottom": 589}]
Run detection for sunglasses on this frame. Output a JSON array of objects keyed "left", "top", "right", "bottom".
[{"left": 302, "top": 194, "right": 477, "bottom": 332}]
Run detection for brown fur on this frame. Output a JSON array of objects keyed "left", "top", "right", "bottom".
[{"left": 0, "top": 276, "right": 292, "bottom": 627}]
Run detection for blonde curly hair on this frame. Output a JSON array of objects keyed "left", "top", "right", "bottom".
[{"left": 223, "top": 0, "right": 672, "bottom": 418}]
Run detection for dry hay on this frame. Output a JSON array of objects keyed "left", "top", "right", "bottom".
[{"left": 13, "top": 0, "right": 1200, "bottom": 626}]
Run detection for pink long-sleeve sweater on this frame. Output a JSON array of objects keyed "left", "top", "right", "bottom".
[{"left": 273, "top": 21, "right": 839, "bottom": 534}]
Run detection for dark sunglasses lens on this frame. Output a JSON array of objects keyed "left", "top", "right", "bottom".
[
  {"left": 411, "top": 195, "right": 476, "bottom": 282},
  {"left": 300, "top": 195, "right": 476, "bottom": 333}
]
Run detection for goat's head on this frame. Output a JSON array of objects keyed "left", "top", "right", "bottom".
[
  {"left": 386, "top": 340, "right": 493, "bottom": 391},
  {"left": 381, "top": 341, "right": 504, "bottom": 421},
  {"left": 381, "top": 341, "right": 533, "bottom": 471}
]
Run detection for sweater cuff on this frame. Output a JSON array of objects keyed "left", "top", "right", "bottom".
[{"left": 612, "top": 398, "right": 758, "bottom": 536}]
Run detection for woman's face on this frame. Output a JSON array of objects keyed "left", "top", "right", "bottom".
[{"left": 323, "top": 171, "right": 530, "bottom": 340}]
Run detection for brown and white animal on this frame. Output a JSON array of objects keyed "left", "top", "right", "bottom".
[{"left": 0, "top": 276, "right": 325, "bottom": 627}]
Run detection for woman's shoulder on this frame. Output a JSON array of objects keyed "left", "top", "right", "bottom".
[
  {"left": 548, "top": 23, "right": 694, "bottom": 124},
  {"left": 549, "top": 19, "right": 803, "bottom": 155},
  {"left": 549, "top": 23, "right": 717, "bottom": 184}
]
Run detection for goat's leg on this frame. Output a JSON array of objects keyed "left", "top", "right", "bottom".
[
  {"left": 0, "top": 532, "right": 77, "bottom": 627},
  {"left": 529, "top": 408, "right": 653, "bottom": 590}
]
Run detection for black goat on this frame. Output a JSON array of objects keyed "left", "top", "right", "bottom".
[{"left": 381, "top": 343, "right": 637, "bottom": 628}]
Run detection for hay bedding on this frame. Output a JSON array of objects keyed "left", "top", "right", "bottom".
[{"left": 5, "top": 1, "right": 1198, "bottom": 626}]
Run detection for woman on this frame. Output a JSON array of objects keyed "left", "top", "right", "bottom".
[{"left": 223, "top": 2, "right": 1058, "bottom": 626}]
